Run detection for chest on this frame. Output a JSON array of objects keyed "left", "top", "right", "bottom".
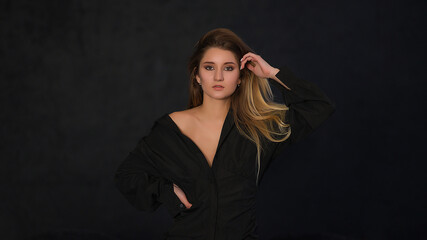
[
  {"left": 161, "top": 113, "right": 260, "bottom": 180},
  {"left": 184, "top": 121, "right": 223, "bottom": 168}
]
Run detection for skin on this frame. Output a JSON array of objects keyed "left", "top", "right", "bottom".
[{"left": 172, "top": 48, "right": 291, "bottom": 209}]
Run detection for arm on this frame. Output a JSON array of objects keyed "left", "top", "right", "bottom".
[
  {"left": 240, "top": 53, "right": 335, "bottom": 159},
  {"left": 271, "top": 66, "right": 335, "bottom": 145},
  {"left": 114, "top": 136, "right": 185, "bottom": 216}
]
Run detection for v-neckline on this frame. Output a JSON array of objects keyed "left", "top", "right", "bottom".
[{"left": 165, "top": 108, "right": 233, "bottom": 169}]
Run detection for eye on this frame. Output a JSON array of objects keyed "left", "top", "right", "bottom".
[
  {"left": 225, "top": 66, "right": 234, "bottom": 71},
  {"left": 204, "top": 66, "right": 214, "bottom": 71}
]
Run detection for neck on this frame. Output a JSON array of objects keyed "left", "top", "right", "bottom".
[{"left": 197, "top": 96, "right": 230, "bottom": 121}]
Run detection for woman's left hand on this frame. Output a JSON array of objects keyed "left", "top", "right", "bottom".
[{"left": 240, "top": 52, "right": 280, "bottom": 79}]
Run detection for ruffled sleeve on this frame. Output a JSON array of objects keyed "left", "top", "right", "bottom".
[{"left": 267, "top": 66, "right": 335, "bottom": 160}]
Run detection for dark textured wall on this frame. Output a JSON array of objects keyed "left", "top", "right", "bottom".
[{"left": 1, "top": 0, "right": 426, "bottom": 239}]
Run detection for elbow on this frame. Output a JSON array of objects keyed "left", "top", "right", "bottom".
[
  {"left": 321, "top": 100, "right": 336, "bottom": 124},
  {"left": 114, "top": 167, "right": 127, "bottom": 191},
  {"left": 308, "top": 101, "right": 336, "bottom": 130},
  {"left": 327, "top": 100, "right": 336, "bottom": 118},
  {"left": 113, "top": 171, "right": 161, "bottom": 213}
]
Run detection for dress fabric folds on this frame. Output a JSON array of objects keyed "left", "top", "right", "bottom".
[{"left": 114, "top": 66, "right": 336, "bottom": 240}]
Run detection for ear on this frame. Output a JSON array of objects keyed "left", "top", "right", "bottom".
[
  {"left": 238, "top": 79, "right": 241, "bottom": 85},
  {"left": 196, "top": 74, "right": 201, "bottom": 84}
]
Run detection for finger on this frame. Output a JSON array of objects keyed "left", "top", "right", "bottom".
[
  {"left": 177, "top": 191, "right": 191, "bottom": 205},
  {"left": 248, "top": 61, "right": 256, "bottom": 67},
  {"left": 247, "top": 63, "right": 255, "bottom": 71},
  {"left": 243, "top": 53, "right": 264, "bottom": 65},
  {"left": 182, "top": 198, "right": 192, "bottom": 209},
  {"left": 172, "top": 184, "right": 193, "bottom": 208},
  {"left": 240, "top": 52, "right": 258, "bottom": 62},
  {"left": 182, "top": 199, "right": 191, "bottom": 206},
  {"left": 241, "top": 60, "right": 252, "bottom": 70},
  {"left": 242, "top": 61, "right": 258, "bottom": 72},
  {"left": 240, "top": 55, "right": 255, "bottom": 65},
  {"left": 240, "top": 56, "right": 255, "bottom": 70},
  {"left": 240, "top": 59, "right": 249, "bottom": 70},
  {"left": 242, "top": 56, "right": 260, "bottom": 67},
  {"left": 240, "top": 56, "right": 251, "bottom": 66}
]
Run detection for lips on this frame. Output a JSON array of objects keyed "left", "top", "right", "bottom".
[{"left": 213, "top": 85, "right": 224, "bottom": 88}]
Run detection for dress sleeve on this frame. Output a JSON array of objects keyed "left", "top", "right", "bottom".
[
  {"left": 268, "top": 66, "right": 335, "bottom": 160},
  {"left": 114, "top": 135, "right": 184, "bottom": 216}
]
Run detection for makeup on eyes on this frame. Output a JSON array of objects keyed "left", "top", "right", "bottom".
[{"left": 202, "top": 62, "right": 237, "bottom": 71}]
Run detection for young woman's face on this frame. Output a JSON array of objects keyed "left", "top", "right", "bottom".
[{"left": 196, "top": 47, "right": 241, "bottom": 101}]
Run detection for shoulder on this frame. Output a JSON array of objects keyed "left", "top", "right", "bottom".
[
  {"left": 168, "top": 107, "right": 200, "bottom": 131},
  {"left": 142, "top": 110, "right": 192, "bottom": 147},
  {"left": 169, "top": 108, "right": 194, "bottom": 120}
]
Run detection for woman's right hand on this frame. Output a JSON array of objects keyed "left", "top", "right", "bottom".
[{"left": 173, "top": 183, "right": 192, "bottom": 209}]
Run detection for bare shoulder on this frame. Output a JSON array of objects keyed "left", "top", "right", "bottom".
[{"left": 168, "top": 108, "right": 199, "bottom": 130}]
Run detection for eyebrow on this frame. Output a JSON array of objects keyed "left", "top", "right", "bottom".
[{"left": 202, "top": 61, "right": 237, "bottom": 65}]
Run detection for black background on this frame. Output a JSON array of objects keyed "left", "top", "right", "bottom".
[{"left": 1, "top": 0, "right": 426, "bottom": 239}]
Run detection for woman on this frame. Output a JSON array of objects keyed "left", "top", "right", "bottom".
[{"left": 114, "top": 28, "right": 335, "bottom": 240}]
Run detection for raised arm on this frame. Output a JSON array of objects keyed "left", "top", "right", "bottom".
[
  {"left": 270, "top": 66, "right": 335, "bottom": 145},
  {"left": 240, "top": 53, "right": 335, "bottom": 160}
]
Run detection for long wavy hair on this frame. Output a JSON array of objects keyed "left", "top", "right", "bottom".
[{"left": 187, "top": 28, "right": 291, "bottom": 185}]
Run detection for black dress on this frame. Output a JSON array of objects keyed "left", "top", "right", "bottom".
[{"left": 114, "top": 66, "right": 335, "bottom": 240}]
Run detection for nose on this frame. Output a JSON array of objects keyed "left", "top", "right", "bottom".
[{"left": 214, "top": 69, "right": 224, "bottom": 81}]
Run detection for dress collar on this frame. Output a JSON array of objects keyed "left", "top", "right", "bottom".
[{"left": 158, "top": 107, "right": 234, "bottom": 147}]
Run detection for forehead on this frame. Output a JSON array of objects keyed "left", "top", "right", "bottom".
[{"left": 201, "top": 47, "right": 238, "bottom": 63}]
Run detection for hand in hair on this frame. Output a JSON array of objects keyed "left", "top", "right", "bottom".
[{"left": 240, "top": 52, "right": 291, "bottom": 90}]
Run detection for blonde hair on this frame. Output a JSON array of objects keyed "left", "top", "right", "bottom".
[{"left": 187, "top": 28, "right": 291, "bottom": 185}]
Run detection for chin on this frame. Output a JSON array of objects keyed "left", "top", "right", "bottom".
[{"left": 206, "top": 91, "right": 234, "bottom": 100}]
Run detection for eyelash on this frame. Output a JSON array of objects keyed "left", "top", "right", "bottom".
[{"left": 204, "top": 66, "right": 234, "bottom": 71}]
